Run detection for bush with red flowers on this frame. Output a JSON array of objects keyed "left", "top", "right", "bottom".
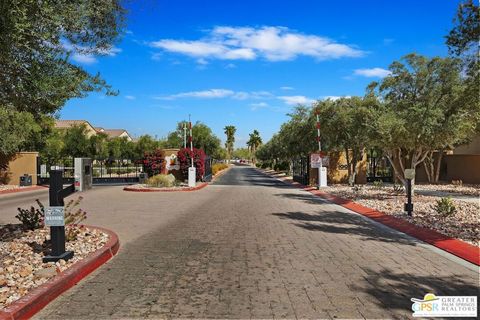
[
  {"left": 177, "top": 147, "right": 205, "bottom": 181},
  {"left": 143, "top": 149, "right": 166, "bottom": 177}
]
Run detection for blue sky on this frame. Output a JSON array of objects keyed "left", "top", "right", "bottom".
[{"left": 60, "top": 0, "right": 460, "bottom": 148}]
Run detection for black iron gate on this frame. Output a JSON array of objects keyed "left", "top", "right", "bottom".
[
  {"left": 37, "top": 157, "right": 144, "bottom": 185},
  {"left": 203, "top": 156, "right": 213, "bottom": 182},
  {"left": 292, "top": 157, "right": 310, "bottom": 185},
  {"left": 367, "top": 149, "right": 393, "bottom": 182}
]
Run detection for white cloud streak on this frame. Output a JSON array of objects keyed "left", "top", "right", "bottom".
[
  {"left": 278, "top": 95, "right": 315, "bottom": 105},
  {"left": 155, "top": 89, "right": 273, "bottom": 100},
  {"left": 150, "top": 26, "right": 365, "bottom": 62},
  {"left": 354, "top": 67, "right": 391, "bottom": 78}
]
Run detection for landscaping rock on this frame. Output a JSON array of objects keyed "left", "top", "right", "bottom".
[{"left": 0, "top": 225, "right": 109, "bottom": 308}]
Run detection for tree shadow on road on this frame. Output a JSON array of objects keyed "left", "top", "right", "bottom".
[
  {"left": 272, "top": 211, "right": 418, "bottom": 246},
  {"left": 352, "top": 266, "right": 480, "bottom": 314}
]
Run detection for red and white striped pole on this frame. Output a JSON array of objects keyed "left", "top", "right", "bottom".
[
  {"left": 189, "top": 115, "right": 193, "bottom": 168},
  {"left": 315, "top": 111, "right": 323, "bottom": 189}
]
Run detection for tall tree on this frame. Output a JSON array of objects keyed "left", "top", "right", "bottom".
[
  {"left": 0, "top": 0, "right": 125, "bottom": 173},
  {"left": 0, "top": 0, "right": 125, "bottom": 115},
  {"left": 315, "top": 97, "right": 373, "bottom": 185},
  {"left": 163, "top": 121, "right": 221, "bottom": 156},
  {"left": 134, "top": 135, "right": 159, "bottom": 159},
  {"left": 246, "top": 130, "right": 262, "bottom": 165},
  {"left": 0, "top": 108, "right": 40, "bottom": 170},
  {"left": 89, "top": 132, "right": 109, "bottom": 160},
  {"left": 368, "top": 53, "right": 472, "bottom": 185},
  {"left": 224, "top": 125, "right": 236, "bottom": 162},
  {"left": 63, "top": 124, "right": 90, "bottom": 158}
]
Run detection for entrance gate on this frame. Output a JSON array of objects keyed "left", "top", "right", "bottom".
[
  {"left": 292, "top": 157, "right": 310, "bottom": 185},
  {"left": 37, "top": 157, "right": 144, "bottom": 185}
]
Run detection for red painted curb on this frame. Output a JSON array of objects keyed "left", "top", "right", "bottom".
[
  {"left": 0, "top": 186, "right": 47, "bottom": 196},
  {"left": 123, "top": 182, "right": 208, "bottom": 192},
  {"left": 0, "top": 226, "right": 120, "bottom": 320},
  {"left": 259, "top": 169, "right": 480, "bottom": 266}
]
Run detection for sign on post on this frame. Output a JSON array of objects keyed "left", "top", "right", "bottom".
[
  {"left": 404, "top": 169, "right": 415, "bottom": 180},
  {"left": 45, "top": 206, "right": 65, "bottom": 226},
  {"left": 310, "top": 153, "right": 329, "bottom": 168}
]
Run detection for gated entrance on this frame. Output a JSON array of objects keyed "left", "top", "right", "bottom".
[
  {"left": 292, "top": 157, "right": 310, "bottom": 185},
  {"left": 367, "top": 149, "right": 393, "bottom": 182},
  {"left": 37, "top": 157, "right": 144, "bottom": 185},
  {"left": 203, "top": 156, "right": 213, "bottom": 182}
]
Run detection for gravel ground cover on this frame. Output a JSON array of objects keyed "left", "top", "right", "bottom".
[
  {"left": 323, "top": 184, "right": 479, "bottom": 246},
  {"left": 0, "top": 225, "right": 109, "bottom": 308},
  {"left": 416, "top": 183, "right": 480, "bottom": 196}
]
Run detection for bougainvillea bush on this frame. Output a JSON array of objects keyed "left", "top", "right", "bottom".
[
  {"left": 177, "top": 147, "right": 205, "bottom": 181},
  {"left": 143, "top": 149, "right": 165, "bottom": 177}
]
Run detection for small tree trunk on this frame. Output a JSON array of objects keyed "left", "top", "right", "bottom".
[
  {"left": 345, "top": 148, "right": 353, "bottom": 185},
  {"left": 433, "top": 150, "right": 444, "bottom": 183}
]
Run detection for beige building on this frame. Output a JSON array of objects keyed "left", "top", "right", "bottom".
[
  {"left": 55, "top": 120, "right": 133, "bottom": 141},
  {"left": 54, "top": 120, "right": 98, "bottom": 137}
]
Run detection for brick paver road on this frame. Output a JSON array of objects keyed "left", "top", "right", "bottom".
[{"left": 35, "top": 166, "right": 479, "bottom": 319}]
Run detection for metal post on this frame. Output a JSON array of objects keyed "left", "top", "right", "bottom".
[
  {"left": 183, "top": 122, "right": 187, "bottom": 149},
  {"left": 43, "top": 170, "right": 74, "bottom": 262},
  {"left": 405, "top": 179, "right": 413, "bottom": 216},
  {"left": 316, "top": 113, "right": 323, "bottom": 189},
  {"left": 189, "top": 115, "right": 194, "bottom": 167}
]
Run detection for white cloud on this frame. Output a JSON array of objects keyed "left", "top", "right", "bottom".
[
  {"left": 71, "top": 53, "right": 97, "bottom": 64},
  {"left": 150, "top": 26, "right": 365, "bottom": 62},
  {"left": 250, "top": 102, "right": 269, "bottom": 110},
  {"left": 155, "top": 89, "right": 273, "bottom": 100},
  {"left": 155, "top": 89, "right": 235, "bottom": 100},
  {"left": 321, "top": 95, "right": 351, "bottom": 101},
  {"left": 125, "top": 95, "right": 136, "bottom": 100},
  {"left": 278, "top": 95, "right": 315, "bottom": 105},
  {"left": 280, "top": 86, "right": 294, "bottom": 90},
  {"left": 354, "top": 67, "right": 391, "bottom": 78}
]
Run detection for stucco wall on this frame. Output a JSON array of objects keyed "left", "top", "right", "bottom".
[
  {"left": 309, "top": 151, "right": 367, "bottom": 185},
  {"left": 444, "top": 154, "right": 480, "bottom": 184},
  {"left": 453, "top": 135, "right": 480, "bottom": 155},
  {"left": 4, "top": 152, "right": 38, "bottom": 185}
]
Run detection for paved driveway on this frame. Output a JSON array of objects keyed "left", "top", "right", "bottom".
[{"left": 33, "top": 166, "right": 478, "bottom": 319}]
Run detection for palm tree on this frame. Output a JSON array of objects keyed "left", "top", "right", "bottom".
[
  {"left": 224, "top": 125, "right": 236, "bottom": 162},
  {"left": 246, "top": 130, "right": 262, "bottom": 165}
]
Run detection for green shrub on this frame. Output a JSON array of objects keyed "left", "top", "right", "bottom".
[
  {"left": 16, "top": 199, "right": 44, "bottom": 230},
  {"left": 372, "top": 180, "right": 384, "bottom": 189},
  {"left": 64, "top": 196, "right": 88, "bottom": 241},
  {"left": 274, "top": 161, "right": 289, "bottom": 172},
  {"left": 433, "top": 197, "right": 456, "bottom": 216},
  {"left": 393, "top": 183, "right": 404, "bottom": 194},
  {"left": 146, "top": 174, "right": 176, "bottom": 187},
  {"left": 212, "top": 163, "right": 228, "bottom": 175}
]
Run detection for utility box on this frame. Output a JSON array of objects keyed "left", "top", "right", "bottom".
[
  {"left": 19, "top": 174, "right": 32, "bottom": 186},
  {"left": 188, "top": 167, "right": 196, "bottom": 187},
  {"left": 74, "top": 158, "right": 93, "bottom": 192},
  {"left": 139, "top": 172, "right": 148, "bottom": 184}
]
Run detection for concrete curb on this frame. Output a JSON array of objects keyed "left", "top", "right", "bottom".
[
  {"left": 258, "top": 169, "right": 480, "bottom": 266},
  {"left": 0, "top": 226, "right": 120, "bottom": 320},
  {"left": 0, "top": 186, "right": 47, "bottom": 196},
  {"left": 123, "top": 182, "right": 208, "bottom": 192}
]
